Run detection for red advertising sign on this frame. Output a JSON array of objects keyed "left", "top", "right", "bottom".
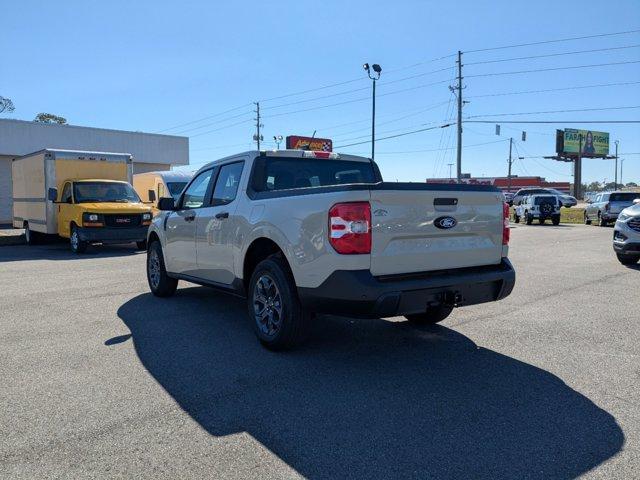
[{"left": 286, "top": 135, "right": 332, "bottom": 152}]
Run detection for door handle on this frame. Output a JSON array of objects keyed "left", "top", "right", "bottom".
[
  {"left": 184, "top": 212, "right": 196, "bottom": 222},
  {"left": 215, "top": 212, "right": 229, "bottom": 219}
]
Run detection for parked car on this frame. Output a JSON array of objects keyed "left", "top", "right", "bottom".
[
  {"left": 511, "top": 188, "right": 576, "bottom": 207},
  {"left": 584, "top": 191, "right": 640, "bottom": 226},
  {"left": 613, "top": 200, "right": 640, "bottom": 265},
  {"left": 513, "top": 194, "right": 561, "bottom": 225},
  {"left": 545, "top": 189, "right": 577, "bottom": 208},
  {"left": 145, "top": 149, "right": 515, "bottom": 350}
]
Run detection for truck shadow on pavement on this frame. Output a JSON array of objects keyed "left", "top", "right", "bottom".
[
  {"left": 0, "top": 243, "right": 143, "bottom": 262},
  {"left": 117, "top": 287, "right": 624, "bottom": 479}
]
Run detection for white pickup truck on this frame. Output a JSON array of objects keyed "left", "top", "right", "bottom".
[{"left": 146, "top": 150, "right": 515, "bottom": 349}]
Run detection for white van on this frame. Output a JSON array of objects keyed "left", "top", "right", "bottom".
[{"left": 133, "top": 171, "right": 193, "bottom": 213}]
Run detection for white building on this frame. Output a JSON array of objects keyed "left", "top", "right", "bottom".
[{"left": 0, "top": 119, "right": 189, "bottom": 223}]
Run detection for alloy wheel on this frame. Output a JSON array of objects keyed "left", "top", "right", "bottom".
[{"left": 253, "top": 274, "right": 283, "bottom": 337}]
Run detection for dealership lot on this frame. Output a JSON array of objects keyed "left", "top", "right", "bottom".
[{"left": 0, "top": 225, "right": 637, "bottom": 479}]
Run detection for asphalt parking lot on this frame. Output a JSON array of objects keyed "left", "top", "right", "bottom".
[{"left": 0, "top": 223, "right": 637, "bottom": 479}]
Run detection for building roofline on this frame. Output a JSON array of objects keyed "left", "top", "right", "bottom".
[
  {"left": 0, "top": 117, "right": 187, "bottom": 141},
  {"left": 14, "top": 148, "right": 133, "bottom": 161}
]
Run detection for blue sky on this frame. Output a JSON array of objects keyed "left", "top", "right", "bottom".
[{"left": 2, "top": 0, "right": 639, "bottom": 185}]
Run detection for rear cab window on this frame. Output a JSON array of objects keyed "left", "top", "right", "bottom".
[
  {"left": 250, "top": 156, "right": 378, "bottom": 194},
  {"left": 610, "top": 192, "right": 639, "bottom": 202}
]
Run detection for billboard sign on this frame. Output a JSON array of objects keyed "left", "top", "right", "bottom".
[
  {"left": 560, "top": 128, "right": 609, "bottom": 157},
  {"left": 286, "top": 135, "right": 332, "bottom": 152}
]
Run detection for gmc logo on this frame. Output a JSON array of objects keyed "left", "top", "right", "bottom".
[{"left": 115, "top": 218, "right": 131, "bottom": 224}]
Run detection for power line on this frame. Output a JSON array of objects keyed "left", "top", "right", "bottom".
[
  {"left": 465, "top": 44, "right": 640, "bottom": 65},
  {"left": 464, "top": 120, "right": 640, "bottom": 124},
  {"left": 188, "top": 118, "right": 254, "bottom": 138},
  {"left": 330, "top": 100, "right": 450, "bottom": 139},
  {"left": 464, "top": 28, "right": 640, "bottom": 54},
  {"left": 466, "top": 105, "right": 640, "bottom": 118},
  {"left": 260, "top": 76, "right": 366, "bottom": 102},
  {"left": 467, "top": 81, "right": 640, "bottom": 99},
  {"left": 262, "top": 78, "right": 453, "bottom": 119},
  {"left": 367, "top": 139, "right": 507, "bottom": 155},
  {"left": 465, "top": 60, "right": 640, "bottom": 78},
  {"left": 170, "top": 110, "right": 254, "bottom": 135},
  {"left": 155, "top": 103, "right": 253, "bottom": 133},
  {"left": 335, "top": 123, "right": 453, "bottom": 149},
  {"left": 514, "top": 140, "right": 571, "bottom": 177}
]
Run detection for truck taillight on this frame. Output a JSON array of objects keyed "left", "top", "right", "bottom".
[
  {"left": 329, "top": 202, "right": 371, "bottom": 254},
  {"left": 503, "top": 202, "right": 510, "bottom": 246}
]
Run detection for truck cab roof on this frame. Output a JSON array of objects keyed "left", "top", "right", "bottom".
[{"left": 196, "top": 149, "right": 372, "bottom": 173}]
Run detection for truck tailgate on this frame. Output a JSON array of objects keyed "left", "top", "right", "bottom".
[{"left": 369, "top": 184, "right": 505, "bottom": 276}]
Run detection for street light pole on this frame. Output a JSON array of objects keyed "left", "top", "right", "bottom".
[
  {"left": 447, "top": 163, "right": 454, "bottom": 180},
  {"left": 363, "top": 63, "right": 382, "bottom": 161}
]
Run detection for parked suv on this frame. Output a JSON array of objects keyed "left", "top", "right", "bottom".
[
  {"left": 514, "top": 194, "right": 561, "bottom": 225},
  {"left": 511, "top": 188, "right": 576, "bottom": 207},
  {"left": 585, "top": 191, "right": 640, "bottom": 226},
  {"left": 613, "top": 200, "right": 640, "bottom": 265},
  {"left": 145, "top": 150, "right": 515, "bottom": 350}
]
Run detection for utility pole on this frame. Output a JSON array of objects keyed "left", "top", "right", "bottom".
[
  {"left": 620, "top": 158, "right": 625, "bottom": 186},
  {"left": 253, "top": 102, "right": 263, "bottom": 150},
  {"left": 614, "top": 140, "right": 619, "bottom": 189},
  {"left": 507, "top": 137, "right": 513, "bottom": 193},
  {"left": 456, "top": 50, "right": 463, "bottom": 183}
]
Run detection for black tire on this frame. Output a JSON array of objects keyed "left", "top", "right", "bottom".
[
  {"left": 136, "top": 240, "right": 147, "bottom": 251},
  {"left": 584, "top": 212, "right": 592, "bottom": 225},
  {"left": 552, "top": 216, "right": 560, "bottom": 226},
  {"left": 147, "top": 240, "right": 178, "bottom": 297},
  {"left": 405, "top": 305, "right": 454, "bottom": 325},
  {"left": 70, "top": 225, "right": 87, "bottom": 253},
  {"left": 617, "top": 253, "right": 640, "bottom": 265},
  {"left": 24, "top": 222, "right": 39, "bottom": 245},
  {"left": 248, "top": 256, "right": 311, "bottom": 351},
  {"left": 525, "top": 213, "right": 533, "bottom": 225},
  {"left": 539, "top": 217, "right": 545, "bottom": 225},
  {"left": 513, "top": 213, "right": 520, "bottom": 224},
  {"left": 599, "top": 214, "right": 608, "bottom": 227}
]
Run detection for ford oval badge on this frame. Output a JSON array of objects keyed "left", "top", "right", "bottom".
[{"left": 434, "top": 216, "right": 457, "bottom": 229}]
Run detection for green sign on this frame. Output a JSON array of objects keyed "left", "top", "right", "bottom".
[{"left": 563, "top": 128, "right": 609, "bottom": 157}]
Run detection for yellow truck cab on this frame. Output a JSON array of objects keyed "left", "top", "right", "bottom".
[
  {"left": 54, "top": 179, "right": 152, "bottom": 253},
  {"left": 12, "top": 149, "right": 152, "bottom": 253}
]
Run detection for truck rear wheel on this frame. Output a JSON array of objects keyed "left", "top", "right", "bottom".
[
  {"left": 405, "top": 305, "right": 454, "bottom": 325},
  {"left": 24, "top": 222, "right": 39, "bottom": 246},
  {"left": 552, "top": 215, "right": 560, "bottom": 226},
  {"left": 147, "top": 240, "right": 178, "bottom": 297},
  {"left": 70, "top": 225, "right": 87, "bottom": 253},
  {"left": 248, "top": 256, "right": 311, "bottom": 350}
]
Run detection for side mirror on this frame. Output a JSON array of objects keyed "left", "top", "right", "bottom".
[
  {"left": 148, "top": 189, "right": 157, "bottom": 203},
  {"left": 633, "top": 198, "right": 640, "bottom": 205},
  {"left": 157, "top": 197, "right": 175, "bottom": 211},
  {"left": 47, "top": 187, "right": 58, "bottom": 202}
]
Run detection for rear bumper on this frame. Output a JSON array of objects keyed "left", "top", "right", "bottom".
[
  {"left": 77, "top": 226, "right": 148, "bottom": 244},
  {"left": 298, "top": 259, "right": 516, "bottom": 318},
  {"left": 529, "top": 212, "right": 560, "bottom": 219}
]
